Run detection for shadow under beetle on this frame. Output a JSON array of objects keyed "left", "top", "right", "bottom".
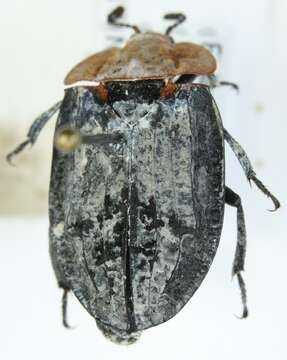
[{"left": 7, "top": 7, "right": 280, "bottom": 344}]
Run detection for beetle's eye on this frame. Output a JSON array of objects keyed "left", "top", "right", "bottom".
[{"left": 54, "top": 127, "right": 81, "bottom": 152}]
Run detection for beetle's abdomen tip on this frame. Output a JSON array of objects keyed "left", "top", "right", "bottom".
[{"left": 96, "top": 321, "right": 142, "bottom": 345}]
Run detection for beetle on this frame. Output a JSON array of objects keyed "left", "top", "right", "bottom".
[{"left": 7, "top": 7, "right": 280, "bottom": 344}]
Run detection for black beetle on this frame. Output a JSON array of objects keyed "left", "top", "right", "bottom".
[{"left": 7, "top": 7, "right": 280, "bottom": 344}]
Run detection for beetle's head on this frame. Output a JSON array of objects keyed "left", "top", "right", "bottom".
[{"left": 64, "top": 6, "right": 216, "bottom": 86}]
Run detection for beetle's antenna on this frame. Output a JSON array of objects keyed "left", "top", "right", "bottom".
[
  {"left": 164, "top": 13, "right": 186, "bottom": 36},
  {"left": 108, "top": 6, "right": 140, "bottom": 34},
  {"left": 250, "top": 175, "right": 281, "bottom": 212}
]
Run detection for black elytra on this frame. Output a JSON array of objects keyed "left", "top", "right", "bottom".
[{"left": 7, "top": 7, "right": 280, "bottom": 345}]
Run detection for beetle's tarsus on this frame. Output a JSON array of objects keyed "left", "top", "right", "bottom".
[
  {"left": 108, "top": 6, "right": 140, "bottom": 34},
  {"left": 164, "top": 13, "right": 186, "bottom": 36},
  {"left": 225, "top": 186, "right": 248, "bottom": 318},
  {"left": 235, "top": 272, "right": 248, "bottom": 319},
  {"left": 62, "top": 288, "right": 72, "bottom": 329},
  {"left": 249, "top": 175, "right": 280, "bottom": 211},
  {"left": 209, "top": 75, "right": 239, "bottom": 92},
  {"left": 6, "top": 139, "right": 31, "bottom": 165},
  {"left": 218, "top": 81, "right": 239, "bottom": 93}
]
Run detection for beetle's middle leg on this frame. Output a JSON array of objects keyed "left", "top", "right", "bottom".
[
  {"left": 208, "top": 74, "right": 239, "bottom": 92},
  {"left": 224, "top": 128, "right": 280, "bottom": 211},
  {"left": 225, "top": 186, "right": 248, "bottom": 318}
]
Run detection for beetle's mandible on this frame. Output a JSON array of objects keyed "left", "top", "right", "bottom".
[{"left": 7, "top": 6, "right": 280, "bottom": 344}]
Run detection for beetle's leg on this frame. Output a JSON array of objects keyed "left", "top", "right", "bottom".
[
  {"left": 6, "top": 101, "right": 62, "bottom": 164},
  {"left": 50, "top": 237, "right": 73, "bottom": 329},
  {"left": 208, "top": 74, "right": 239, "bottom": 92},
  {"left": 60, "top": 285, "right": 72, "bottom": 329},
  {"left": 224, "top": 128, "right": 280, "bottom": 211},
  {"left": 225, "top": 186, "right": 248, "bottom": 318}
]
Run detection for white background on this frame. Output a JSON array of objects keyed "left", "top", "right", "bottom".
[{"left": 0, "top": 0, "right": 286, "bottom": 359}]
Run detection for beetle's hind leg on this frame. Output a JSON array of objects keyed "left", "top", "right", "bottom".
[
  {"left": 225, "top": 186, "right": 248, "bottom": 318},
  {"left": 6, "top": 101, "right": 62, "bottom": 164},
  {"left": 224, "top": 128, "right": 280, "bottom": 211},
  {"left": 50, "top": 241, "right": 73, "bottom": 329},
  {"left": 60, "top": 284, "right": 72, "bottom": 329},
  {"left": 50, "top": 231, "right": 73, "bottom": 329}
]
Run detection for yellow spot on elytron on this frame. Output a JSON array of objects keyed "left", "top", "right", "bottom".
[{"left": 54, "top": 127, "right": 81, "bottom": 152}]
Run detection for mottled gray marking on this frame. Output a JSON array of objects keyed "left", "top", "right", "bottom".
[
  {"left": 7, "top": 77, "right": 279, "bottom": 344},
  {"left": 49, "top": 85, "right": 225, "bottom": 342}
]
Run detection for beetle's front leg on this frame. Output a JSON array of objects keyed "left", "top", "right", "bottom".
[
  {"left": 224, "top": 128, "right": 280, "bottom": 211},
  {"left": 6, "top": 101, "right": 62, "bottom": 164},
  {"left": 208, "top": 74, "right": 239, "bottom": 92},
  {"left": 225, "top": 186, "right": 248, "bottom": 318}
]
